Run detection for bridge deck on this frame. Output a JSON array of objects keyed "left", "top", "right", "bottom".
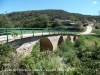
[
  {"left": 0, "top": 26, "right": 99, "bottom": 44},
  {"left": 0, "top": 30, "right": 80, "bottom": 44}
]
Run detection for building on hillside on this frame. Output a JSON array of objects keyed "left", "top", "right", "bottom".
[
  {"left": 70, "top": 23, "right": 75, "bottom": 25},
  {"left": 60, "top": 20, "right": 70, "bottom": 25}
]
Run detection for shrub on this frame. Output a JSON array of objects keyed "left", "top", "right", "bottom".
[{"left": 0, "top": 44, "right": 17, "bottom": 70}]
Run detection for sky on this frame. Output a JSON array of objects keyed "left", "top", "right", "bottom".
[{"left": 0, "top": 0, "right": 100, "bottom": 15}]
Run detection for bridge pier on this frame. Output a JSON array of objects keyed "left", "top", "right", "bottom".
[{"left": 73, "top": 35, "right": 78, "bottom": 41}]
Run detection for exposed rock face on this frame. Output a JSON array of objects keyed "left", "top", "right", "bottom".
[{"left": 16, "top": 41, "right": 38, "bottom": 56}]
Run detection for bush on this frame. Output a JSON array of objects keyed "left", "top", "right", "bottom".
[
  {"left": 0, "top": 44, "right": 17, "bottom": 70},
  {"left": 74, "top": 36, "right": 85, "bottom": 48},
  {"left": 94, "top": 23, "right": 100, "bottom": 29},
  {"left": 18, "top": 42, "right": 66, "bottom": 75},
  {"left": 1, "top": 36, "right": 100, "bottom": 75},
  {"left": 92, "top": 29, "right": 100, "bottom": 34}
]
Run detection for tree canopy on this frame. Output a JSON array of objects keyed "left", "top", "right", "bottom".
[
  {"left": 0, "top": 14, "right": 14, "bottom": 28},
  {"left": 0, "top": 9, "right": 100, "bottom": 28}
]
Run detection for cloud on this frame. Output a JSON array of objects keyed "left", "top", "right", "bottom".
[{"left": 93, "top": 1, "right": 97, "bottom": 4}]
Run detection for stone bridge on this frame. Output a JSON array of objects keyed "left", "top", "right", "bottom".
[
  {"left": 9, "top": 34, "right": 78, "bottom": 53},
  {"left": 40, "top": 35, "right": 78, "bottom": 51}
]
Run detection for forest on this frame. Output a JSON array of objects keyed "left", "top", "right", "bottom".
[{"left": 0, "top": 9, "right": 100, "bottom": 28}]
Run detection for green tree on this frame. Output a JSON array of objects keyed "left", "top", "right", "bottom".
[
  {"left": 92, "top": 19, "right": 96, "bottom": 23},
  {"left": 75, "top": 21, "right": 83, "bottom": 27},
  {"left": 52, "top": 19, "right": 62, "bottom": 27},
  {"left": 0, "top": 44, "right": 17, "bottom": 70},
  {"left": 0, "top": 14, "right": 14, "bottom": 28},
  {"left": 74, "top": 43, "right": 100, "bottom": 75},
  {"left": 70, "top": 16, "right": 75, "bottom": 23},
  {"left": 74, "top": 21, "right": 84, "bottom": 32},
  {"left": 34, "top": 14, "right": 49, "bottom": 28}
]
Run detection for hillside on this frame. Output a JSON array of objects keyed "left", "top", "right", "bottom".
[
  {"left": 0, "top": 9, "right": 100, "bottom": 28},
  {"left": 8, "top": 10, "right": 100, "bottom": 27}
]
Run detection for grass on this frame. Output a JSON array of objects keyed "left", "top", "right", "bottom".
[
  {"left": 92, "top": 29, "right": 100, "bottom": 34},
  {"left": 84, "top": 35, "right": 100, "bottom": 46}
]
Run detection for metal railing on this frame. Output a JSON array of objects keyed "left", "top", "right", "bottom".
[{"left": 0, "top": 28, "right": 80, "bottom": 43}]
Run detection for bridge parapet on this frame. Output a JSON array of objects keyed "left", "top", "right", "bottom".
[{"left": 0, "top": 28, "right": 80, "bottom": 44}]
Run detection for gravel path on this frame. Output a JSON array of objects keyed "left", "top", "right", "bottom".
[
  {"left": 81, "top": 26, "right": 92, "bottom": 34},
  {"left": 80, "top": 24, "right": 94, "bottom": 34}
]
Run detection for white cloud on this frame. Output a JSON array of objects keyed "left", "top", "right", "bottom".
[{"left": 93, "top": 1, "right": 97, "bottom": 4}]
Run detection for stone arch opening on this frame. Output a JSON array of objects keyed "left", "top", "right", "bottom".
[
  {"left": 73, "top": 36, "right": 77, "bottom": 41},
  {"left": 40, "top": 37, "right": 53, "bottom": 51},
  {"left": 58, "top": 36, "right": 64, "bottom": 46}
]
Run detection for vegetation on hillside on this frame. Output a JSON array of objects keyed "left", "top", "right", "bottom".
[
  {"left": 0, "top": 9, "right": 100, "bottom": 35},
  {"left": 0, "top": 14, "right": 13, "bottom": 28},
  {"left": 0, "top": 10, "right": 100, "bottom": 28},
  {"left": 0, "top": 44, "right": 17, "bottom": 71}
]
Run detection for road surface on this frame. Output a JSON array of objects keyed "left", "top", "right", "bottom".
[
  {"left": 81, "top": 26, "right": 92, "bottom": 34},
  {"left": 80, "top": 24, "right": 94, "bottom": 34}
]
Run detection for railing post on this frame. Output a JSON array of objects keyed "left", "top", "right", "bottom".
[
  {"left": 6, "top": 28, "right": 8, "bottom": 44},
  {"left": 39, "top": 28, "right": 40, "bottom": 33},
  {"left": 24, "top": 28, "right": 25, "bottom": 34},
  {"left": 54, "top": 28, "right": 55, "bottom": 34},
  {"left": 33, "top": 28, "right": 34, "bottom": 37},
  {"left": 49, "top": 28, "right": 50, "bottom": 35},
  {"left": 42, "top": 29, "right": 43, "bottom": 36},
  {"left": 21, "top": 28, "right": 23, "bottom": 39}
]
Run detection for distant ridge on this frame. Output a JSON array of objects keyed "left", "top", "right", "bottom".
[{"left": 6, "top": 9, "right": 100, "bottom": 27}]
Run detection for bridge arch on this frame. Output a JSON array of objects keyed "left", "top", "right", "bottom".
[
  {"left": 58, "top": 36, "right": 64, "bottom": 46},
  {"left": 40, "top": 37, "right": 53, "bottom": 51},
  {"left": 73, "top": 35, "right": 77, "bottom": 41}
]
